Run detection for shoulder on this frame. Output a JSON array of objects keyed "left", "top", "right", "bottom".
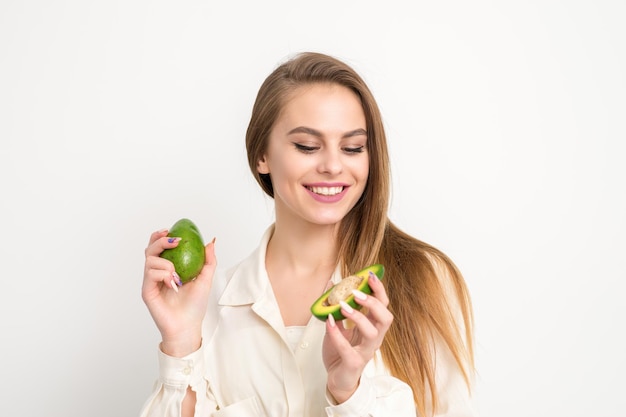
[{"left": 423, "top": 250, "right": 459, "bottom": 294}]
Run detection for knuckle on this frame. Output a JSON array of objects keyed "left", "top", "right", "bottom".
[
  {"left": 364, "top": 327, "right": 378, "bottom": 340},
  {"left": 383, "top": 313, "right": 394, "bottom": 327}
]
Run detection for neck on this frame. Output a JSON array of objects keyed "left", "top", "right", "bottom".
[
  {"left": 267, "top": 220, "right": 339, "bottom": 275},
  {"left": 265, "top": 219, "right": 340, "bottom": 327}
]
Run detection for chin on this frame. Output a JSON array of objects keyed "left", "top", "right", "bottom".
[{"left": 307, "top": 213, "right": 349, "bottom": 226}]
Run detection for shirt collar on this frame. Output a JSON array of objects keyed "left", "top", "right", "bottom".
[{"left": 218, "top": 224, "right": 275, "bottom": 306}]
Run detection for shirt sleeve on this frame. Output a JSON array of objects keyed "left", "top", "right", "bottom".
[
  {"left": 139, "top": 343, "right": 219, "bottom": 417},
  {"left": 323, "top": 348, "right": 477, "bottom": 417},
  {"left": 429, "top": 337, "right": 479, "bottom": 417},
  {"left": 324, "top": 373, "right": 417, "bottom": 417},
  {"left": 428, "top": 254, "right": 479, "bottom": 417}
]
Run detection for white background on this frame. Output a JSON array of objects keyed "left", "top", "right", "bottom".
[{"left": 1, "top": 1, "right": 624, "bottom": 416}]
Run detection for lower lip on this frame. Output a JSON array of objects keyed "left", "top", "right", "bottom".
[{"left": 305, "top": 186, "right": 349, "bottom": 203}]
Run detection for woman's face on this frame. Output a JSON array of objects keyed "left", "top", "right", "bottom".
[{"left": 258, "top": 83, "right": 369, "bottom": 227}]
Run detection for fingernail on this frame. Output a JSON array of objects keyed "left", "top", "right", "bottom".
[
  {"left": 170, "top": 279, "right": 179, "bottom": 293},
  {"left": 167, "top": 237, "right": 181, "bottom": 244},
  {"left": 369, "top": 271, "right": 377, "bottom": 280},
  {"left": 351, "top": 289, "right": 367, "bottom": 301},
  {"left": 339, "top": 300, "right": 354, "bottom": 314},
  {"left": 157, "top": 228, "right": 168, "bottom": 233},
  {"left": 173, "top": 272, "right": 182, "bottom": 286},
  {"left": 211, "top": 237, "right": 216, "bottom": 244},
  {"left": 327, "top": 313, "right": 336, "bottom": 327}
]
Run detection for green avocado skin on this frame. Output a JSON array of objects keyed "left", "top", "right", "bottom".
[
  {"left": 159, "top": 218, "right": 205, "bottom": 283},
  {"left": 311, "top": 264, "right": 385, "bottom": 321}
]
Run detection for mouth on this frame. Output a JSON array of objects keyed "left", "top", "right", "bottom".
[{"left": 306, "top": 186, "right": 345, "bottom": 196}]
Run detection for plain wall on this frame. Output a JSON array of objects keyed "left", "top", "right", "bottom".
[{"left": 1, "top": 1, "right": 624, "bottom": 416}]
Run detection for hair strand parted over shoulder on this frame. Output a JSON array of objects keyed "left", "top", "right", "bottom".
[{"left": 245, "top": 52, "right": 475, "bottom": 416}]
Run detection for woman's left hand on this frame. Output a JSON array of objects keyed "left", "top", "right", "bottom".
[{"left": 322, "top": 271, "right": 394, "bottom": 404}]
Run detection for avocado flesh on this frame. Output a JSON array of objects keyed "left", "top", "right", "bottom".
[
  {"left": 311, "top": 264, "right": 384, "bottom": 321},
  {"left": 159, "top": 218, "right": 205, "bottom": 283}
]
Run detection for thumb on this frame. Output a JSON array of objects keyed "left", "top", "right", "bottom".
[
  {"left": 195, "top": 237, "right": 217, "bottom": 290},
  {"left": 205, "top": 237, "right": 217, "bottom": 268}
]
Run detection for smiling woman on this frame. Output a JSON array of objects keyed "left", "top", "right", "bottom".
[
  {"left": 140, "top": 52, "right": 476, "bottom": 417},
  {"left": 257, "top": 82, "right": 370, "bottom": 226}
]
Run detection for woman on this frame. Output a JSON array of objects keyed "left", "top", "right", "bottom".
[{"left": 141, "top": 52, "right": 476, "bottom": 417}]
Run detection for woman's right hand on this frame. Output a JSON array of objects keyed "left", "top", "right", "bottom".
[{"left": 142, "top": 229, "right": 217, "bottom": 357}]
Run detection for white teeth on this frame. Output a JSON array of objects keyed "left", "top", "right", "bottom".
[{"left": 309, "top": 186, "right": 343, "bottom": 196}]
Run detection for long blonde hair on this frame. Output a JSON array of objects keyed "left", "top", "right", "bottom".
[{"left": 245, "top": 52, "right": 474, "bottom": 416}]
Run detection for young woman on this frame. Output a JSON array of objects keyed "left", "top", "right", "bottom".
[{"left": 141, "top": 52, "right": 476, "bottom": 417}]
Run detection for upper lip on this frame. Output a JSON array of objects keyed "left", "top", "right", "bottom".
[{"left": 304, "top": 182, "right": 350, "bottom": 187}]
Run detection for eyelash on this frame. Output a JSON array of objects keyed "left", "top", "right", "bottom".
[
  {"left": 294, "top": 143, "right": 317, "bottom": 153},
  {"left": 293, "top": 143, "right": 365, "bottom": 154},
  {"left": 345, "top": 146, "right": 365, "bottom": 154}
]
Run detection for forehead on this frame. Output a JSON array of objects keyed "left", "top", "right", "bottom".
[{"left": 276, "top": 83, "right": 366, "bottom": 127}]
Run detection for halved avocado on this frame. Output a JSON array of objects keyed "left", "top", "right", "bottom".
[{"left": 311, "top": 264, "right": 384, "bottom": 321}]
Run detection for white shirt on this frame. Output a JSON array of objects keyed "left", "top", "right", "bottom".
[{"left": 139, "top": 226, "right": 477, "bottom": 417}]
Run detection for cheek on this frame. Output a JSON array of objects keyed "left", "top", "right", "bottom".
[
  {"left": 362, "top": 162, "right": 370, "bottom": 181},
  {"left": 352, "top": 157, "right": 370, "bottom": 183},
  {"left": 269, "top": 156, "right": 303, "bottom": 185}
]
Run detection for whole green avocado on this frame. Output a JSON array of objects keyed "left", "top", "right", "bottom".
[{"left": 159, "top": 218, "right": 205, "bottom": 283}]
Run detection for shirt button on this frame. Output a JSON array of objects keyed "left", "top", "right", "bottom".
[
  {"left": 300, "top": 341, "right": 309, "bottom": 349},
  {"left": 182, "top": 367, "right": 192, "bottom": 375}
]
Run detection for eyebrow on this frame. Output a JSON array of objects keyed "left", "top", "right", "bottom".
[{"left": 287, "top": 126, "right": 367, "bottom": 138}]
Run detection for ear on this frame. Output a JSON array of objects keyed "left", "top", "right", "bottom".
[{"left": 257, "top": 155, "right": 270, "bottom": 174}]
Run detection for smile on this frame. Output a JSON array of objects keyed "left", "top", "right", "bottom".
[{"left": 307, "top": 186, "right": 344, "bottom": 196}]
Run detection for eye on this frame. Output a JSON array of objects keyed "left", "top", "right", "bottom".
[
  {"left": 343, "top": 146, "right": 365, "bottom": 154},
  {"left": 294, "top": 143, "right": 319, "bottom": 154}
]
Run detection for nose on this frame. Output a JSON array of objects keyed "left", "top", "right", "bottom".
[{"left": 317, "top": 148, "right": 343, "bottom": 175}]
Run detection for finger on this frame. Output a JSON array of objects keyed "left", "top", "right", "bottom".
[
  {"left": 351, "top": 289, "right": 393, "bottom": 332},
  {"left": 145, "top": 253, "right": 176, "bottom": 273},
  {"left": 338, "top": 300, "right": 379, "bottom": 341},
  {"left": 325, "top": 315, "right": 369, "bottom": 378},
  {"left": 367, "top": 271, "right": 389, "bottom": 307},
  {"left": 143, "top": 254, "right": 182, "bottom": 294},
  {"left": 144, "top": 235, "right": 181, "bottom": 258},
  {"left": 192, "top": 237, "right": 218, "bottom": 291},
  {"left": 205, "top": 237, "right": 217, "bottom": 267},
  {"left": 147, "top": 228, "right": 169, "bottom": 246},
  {"left": 326, "top": 314, "right": 357, "bottom": 354},
  {"left": 144, "top": 267, "right": 177, "bottom": 288},
  {"left": 142, "top": 267, "right": 181, "bottom": 303}
]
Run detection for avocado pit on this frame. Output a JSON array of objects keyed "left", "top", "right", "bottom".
[
  {"left": 326, "top": 275, "right": 362, "bottom": 305},
  {"left": 310, "top": 264, "right": 384, "bottom": 321}
]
